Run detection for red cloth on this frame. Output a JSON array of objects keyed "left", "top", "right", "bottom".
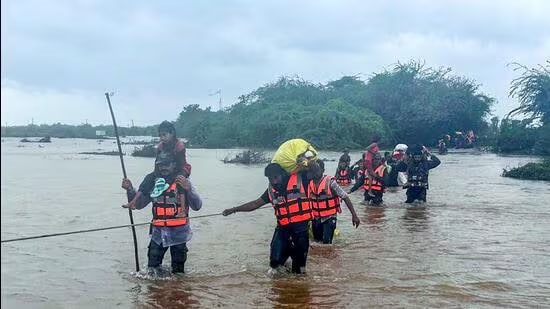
[{"left": 362, "top": 143, "right": 379, "bottom": 174}]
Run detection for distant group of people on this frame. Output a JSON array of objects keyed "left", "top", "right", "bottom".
[
  {"left": 438, "top": 130, "right": 476, "bottom": 154},
  {"left": 118, "top": 126, "right": 440, "bottom": 277},
  {"left": 335, "top": 135, "right": 441, "bottom": 206},
  {"left": 223, "top": 158, "right": 360, "bottom": 274}
]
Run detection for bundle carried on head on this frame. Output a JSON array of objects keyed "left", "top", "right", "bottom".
[{"left": 271, "top": 138, "right": 318, "bottom": 173}]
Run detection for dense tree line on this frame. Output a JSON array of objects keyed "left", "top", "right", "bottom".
[
  {"left": 2, "top": 61, "right": 548, "bottom": 156},
  {"left": 172, "top": 61, "right": 495, "bottom": 150}
]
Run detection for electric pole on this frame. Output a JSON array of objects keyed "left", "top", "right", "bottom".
[{"left": 209, "top": 90, "right": 222, "bottom": 111}]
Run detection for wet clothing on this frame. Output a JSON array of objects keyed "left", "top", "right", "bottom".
[
  {"left": 267, "top": 173, "right": 312, "bottom": 226},
  {"left": 269, "top": 224, "right": 309, "bottom": 273},
  {"left": 158, "top": 139, "right": 192, "bottom": 177},
  {"left": 148, "top": 241, "right": 188, "bottom": 272},
  {"left": 335, "top": 167, "right": 352, "bottom": 186},
  {"left": 396, "top": 154, "right": 441, "bottom": 203},
  {"left": 260, "top": 172, "right": 312, "bottom": 274},
  {"left": 308, "top": 176, "right": 347, "bottom": 244},
  {"left": 386, "top": 158, "right": 400, "bottom": 187},
  {"left": 151, "top": 182, "right": 188, "bottom": 227},
  {"left": 350, "top": 165, "right": 386, "bottom": 205},
  {"left": 126, "top": 173, "right": 202, "bottom": 272},
  {"left": 312, "top": 216, "right": 337, "bottom": 244},
  {"left": 128, "top": 174, "right": 202, "bottom": 246},
  {"left": 364, "top": 190, "right": 384, "bottom": 205}
]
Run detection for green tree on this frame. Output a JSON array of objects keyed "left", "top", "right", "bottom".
[
  {"left": 362, "top": 61, "right": 494, "bottom": 146},
  {"left": 508, "top": 61, "right": 550, "bottom": 125}
]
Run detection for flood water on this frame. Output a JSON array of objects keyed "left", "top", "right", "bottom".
[{"left": 1, "top": 137, "right": 549, "bottom": 308}]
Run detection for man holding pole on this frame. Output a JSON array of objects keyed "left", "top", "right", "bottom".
[{"left": 121, "top": 152, "right": 202, "bottom": 274}]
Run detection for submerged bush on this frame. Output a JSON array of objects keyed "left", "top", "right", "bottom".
[
  {"left": 502, "top": 159, "right": 550, "bottom": 181},
  {"left": 132, "top": 144, "right": 156, "bottom": 157}
]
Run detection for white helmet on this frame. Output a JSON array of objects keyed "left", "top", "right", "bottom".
[{"left": 394, "top": 144, "right": 408, "bottom": 152}]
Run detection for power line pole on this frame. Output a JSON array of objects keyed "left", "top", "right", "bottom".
[{"left": 209, "top": 89, "right": 222, "bottom": 111}]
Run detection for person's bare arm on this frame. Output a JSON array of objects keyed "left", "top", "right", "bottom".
[{"left": 222, "top": 198, "right": 266, "bottom": 216}]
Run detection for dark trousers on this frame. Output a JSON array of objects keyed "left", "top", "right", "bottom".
[
  {"left": 364, "top": 190, "right": 383, "bottom": 205},
  {"left": 270, "top": 225, "right": 309, "bottom": 274},
  {"left": 312, "top": 217, "right": 337, "bottom": 244},
  {"left": 147, "top": 240, "right": 188, "bottom": 273},
  {"left": 405, "top": 187, "right": 427, "bottom": 203}
]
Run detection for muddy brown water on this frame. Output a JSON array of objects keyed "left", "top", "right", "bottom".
[{"left": 1, "top": 138, "right": 549, "bottom": 308}]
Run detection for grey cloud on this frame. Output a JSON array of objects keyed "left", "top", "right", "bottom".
[{"left": 1, "top": 0, "right": 549, "bottom": 125}]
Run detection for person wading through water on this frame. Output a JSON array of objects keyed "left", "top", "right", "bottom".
[
  {"left": 308, "top": 160, "right": 360, "bottom": 244},
  {"left": 121, "top": 152, "right": 202, "bottom": 274},
  {"left": 222, "top": 163, "right": 313, "bottom": 274}
]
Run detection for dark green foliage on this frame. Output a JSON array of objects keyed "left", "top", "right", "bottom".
[
  {"left": 502, "top": 159, "right": 550, "bottom": 181},
  {"left": 496, "top": 119, "right": 539, "bottom": 154},
  {"left": 362, "top": 61, "right": 493, "bottom": 145},
  {"left": 508, "top": 61, "right": 550, "bottom": 126},
  {"left": 0, "top": 61, "right": 512, "bottom": 152},
  {"left": 499, "top": 61, "right": 550, "bottom": 156},
  {"left": 222, "top": 150, "right": 271, "bottom": 164}
]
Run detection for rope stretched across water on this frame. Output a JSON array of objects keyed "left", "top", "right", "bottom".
[{"left": 1, "top": 206, "right": 272, "bottom": 244}]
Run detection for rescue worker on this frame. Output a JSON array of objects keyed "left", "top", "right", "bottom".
[
  {"left": 222, "top": 163, "right": 313, "bottom": 274},
  {"left": 395, "top": 144, "right": 441, "bottom": 203},
  {"left": 349, "top": 153, "right": 386, "bottom": 205},
  {"left": 338, "top": 148, "right": 351, "bottom": 168},
  {"left": 438, "top": 139, "right": 448, "bottom": 155},
  {"left": 308, "top": 160, "right": 360, "bottom": 244},
  {"left": 362, "top": 134, "right": 381, "bottom": 196},
  {"left": 120, "top": 152, "right": 203, "bottom": 274},
  {"left": 349, "top": 158, "right": 364, "bottom": 183},
  {"left": 334, "top": 161, "right": 352, "bottom": 186}
]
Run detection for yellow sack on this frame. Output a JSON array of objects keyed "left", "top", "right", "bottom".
[{"left": 272, "top": 138, "right": 318, "bottom": 174}]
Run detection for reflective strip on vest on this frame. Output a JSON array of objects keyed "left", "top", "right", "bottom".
[
  {"left": 151, "top": 182, "right": 188, "bottom": 227},
  {"left": 268, "top": 173, "right": 312, "bottom": 226},
  {"left": 336, "top": 169, "right": 351, "bottom": 185},
  {"left": 309, "top": 175, "right": 341, "bottom": 218},
  {"left": 407, "top": 173, "right": 428, "bottom": 187},
  {"left": 363, "top": 165, "right": 385, "bottom": 192}
]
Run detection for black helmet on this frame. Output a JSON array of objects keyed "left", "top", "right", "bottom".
[
  {"left": 155, "top": 152, "right": 176, "bottom": 166},
  {"left": 158, "top": 121, "right": 176, "bottom": 135},
  {"left": 406, "top": 144, "right": 423, "bottom": 156}
]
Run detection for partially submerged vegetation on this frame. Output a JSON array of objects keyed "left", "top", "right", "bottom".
[
  {"left": 20, "top": 136, "right": 51, "bottom": 143},
  {"left": 502, "top": 159, "right": 550, "bottom": 181},
  {"left": 131, "top": 144, "right": 156, "bottom": 157},
  {"left": 80, "top": 151, "right": 120, "bottom": 156},
  {"left": 223, "top": 150, "right": 271, "bottom": 164}
]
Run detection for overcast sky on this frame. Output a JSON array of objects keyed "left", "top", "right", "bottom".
[{"left": 2, "top": 0, "right": 549, "bottom": 126}]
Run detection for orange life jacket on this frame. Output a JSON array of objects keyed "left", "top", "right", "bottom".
[
  {"left": 151, "top": 182, "right": 188, "bottom": 227},
  {"left": 268, "top": 173, "right": 313, "bottom": 226},
  {"left": 308, "top": 175, "right": 341, "bottom": 218},
  {"left": 363, "top": 165, "right": 385, "bottom": 192},
  {"left": 336, "top": 169, "right": 351, "bottom": 185}
]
